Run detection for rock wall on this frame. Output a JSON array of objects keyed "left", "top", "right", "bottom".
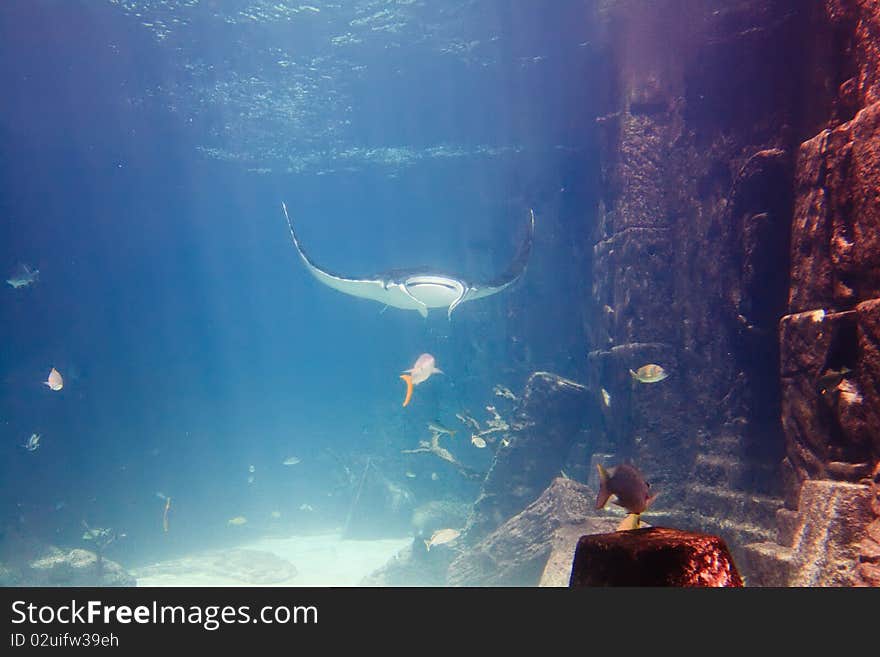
[
  {"left": 589, "top": 0, "right": 811, "bottom": 575},
  {"left": 761, "top": 0, "right": 880, "bottom": 585},
  {"left": 592, "top": 0, "right": 879, "bottom": 585}
]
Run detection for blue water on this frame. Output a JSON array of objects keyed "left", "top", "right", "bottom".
[{"left": 0, "top": 1, "right": 597, "bottom": 567}]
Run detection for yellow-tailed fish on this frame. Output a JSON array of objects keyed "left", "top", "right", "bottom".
[
  {"left": 596, "top": 463, "right": 657, "bottom": 514},
  {"left": 629, "top": 364, "right": 668, "bottom": 384},
  {"left": 400, "top": 353, "right": 443, "bottom": 407}
]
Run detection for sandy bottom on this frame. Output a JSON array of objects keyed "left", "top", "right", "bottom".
[{"left": 132, "top": 533, "right": 410, "bottom": 587}]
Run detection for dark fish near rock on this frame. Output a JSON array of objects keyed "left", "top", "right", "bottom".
[
  {"left": 815, "top": 367, "right": 852, "bottom": 395},
  {"left": 596, "top": 463, "right": 656, "bottom": 515}
]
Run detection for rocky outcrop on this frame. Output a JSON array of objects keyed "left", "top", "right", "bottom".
[
  {"left": 782, "top": 107, "right": 880, "bottom": 494},
  {"left": 362, "top": 475, "right": 621, "bottom": 587},
  {"left": 569, "top": 527, "right": 743, "bottom": 587},
  {"left": 588, "top": 0, "right": 801, "bottom": 582},
  {"left": 539, "top": 520, "right": 624, "bottom": 586},
  {"left": 448, "top": 478, "right": 617, "bottom": 586},
  {"left": 856, "top": 462, "right": 880, "bottom": 585},
  {"left": 359, "top": 540, "right": 452, "bottom": 587},
  {"left": 0, "top": 547, "right": 135, "bottom": 587},
  {"left": 745, "top": 0, "right": 880, "bottom": 584},
  {"left": 743, "top": 479, "right": 873, "bottom": 586},
  {"left": 462, "top": 373, "right": 594, "bottom": 543}
]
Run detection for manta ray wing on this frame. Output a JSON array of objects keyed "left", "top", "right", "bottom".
[
  {"left": 459, "top": 208, "right": 535, "bottom": 306},
  {"left": 281, "top": 203, "right": 534, "bottom": 318},
  {"left": 282, "top": 203, "right": 428, "bottom": 314}
]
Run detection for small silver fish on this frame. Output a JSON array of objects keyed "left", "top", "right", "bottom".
[
  {"left": 471, "top": 435, "right": 487, "bottom": 449},
  {"left": 493, "top": 385, "right": 517, "bottom": 400},
  {"left": 424, "top": 528, "right": 461, "bottom": 551},
  {"left": 22, "top": 433, "right": 40, "bottom": 451},
  {"left": 428, "top": 421, "right": 456, "bottom": 437},
  {"left": 282, "top": 456, "right": 301, "bottom": 466},
  {"left": 601, "top": 388, "right": 611, "bottom": 407},
  {"left": 299, "top": 503, "right": 314, "bottom": 512},
  {"left": 248, "top": 464, "right": 255, "bottom": 473}
]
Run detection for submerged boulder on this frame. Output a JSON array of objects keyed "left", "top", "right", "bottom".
[
  {"left": 447, "top": 477, "right": 616, "bottom": 586},
  {"left": 360, "top": 539, "right": 454, "bottom": 587},
  {"left": 28, "top": 548, "right": 136, "bottom": 587},
  {"left": 569, "top": 527, "right": 743, "bottom": 587},
  {"left": 410, "top": 500, "right": 471, "bottom": 537},
  {"left": 464, "top": 372, "right": 595, "bottom": 543}
]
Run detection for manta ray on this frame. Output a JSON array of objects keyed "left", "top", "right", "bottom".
[{"left": 281, "top": 203, "right": 535, "bottom": 318}]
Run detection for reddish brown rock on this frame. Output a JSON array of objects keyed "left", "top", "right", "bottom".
[
  {"left": 569, "top": 527, "right": 743, "bottom": 587},
  {"left": 856, "top": 300, "right": 880, "bottom": 459},
  {"left": 825, "top": 0, "right": 880, "bottom": 109},
  {"left": 778, "top": 298, "right": 880, "bottom": 503},
  {"left": 778, "top": 308, "right": 871, "bottom": 489},
  {"left": 790, "top": 103, "right": 880, "bottom": 312},
  {"left": 856, "top": 462, "right": 880, "bottom": 586}
]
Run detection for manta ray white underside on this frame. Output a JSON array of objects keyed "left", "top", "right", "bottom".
[{"left": 281, "top": 203, "right": 535, "bottom": 318}]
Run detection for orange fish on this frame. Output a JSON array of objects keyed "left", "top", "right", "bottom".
[
  {"left": 400, "top": 353, "right": 443, "bottom": 407},
  {"left": 44, "top": 368, "right": 63, "bottom": 391}
]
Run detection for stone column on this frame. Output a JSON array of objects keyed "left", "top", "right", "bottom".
[{"left": 746, "top": 0, "right": 880, "bottom": 586}]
